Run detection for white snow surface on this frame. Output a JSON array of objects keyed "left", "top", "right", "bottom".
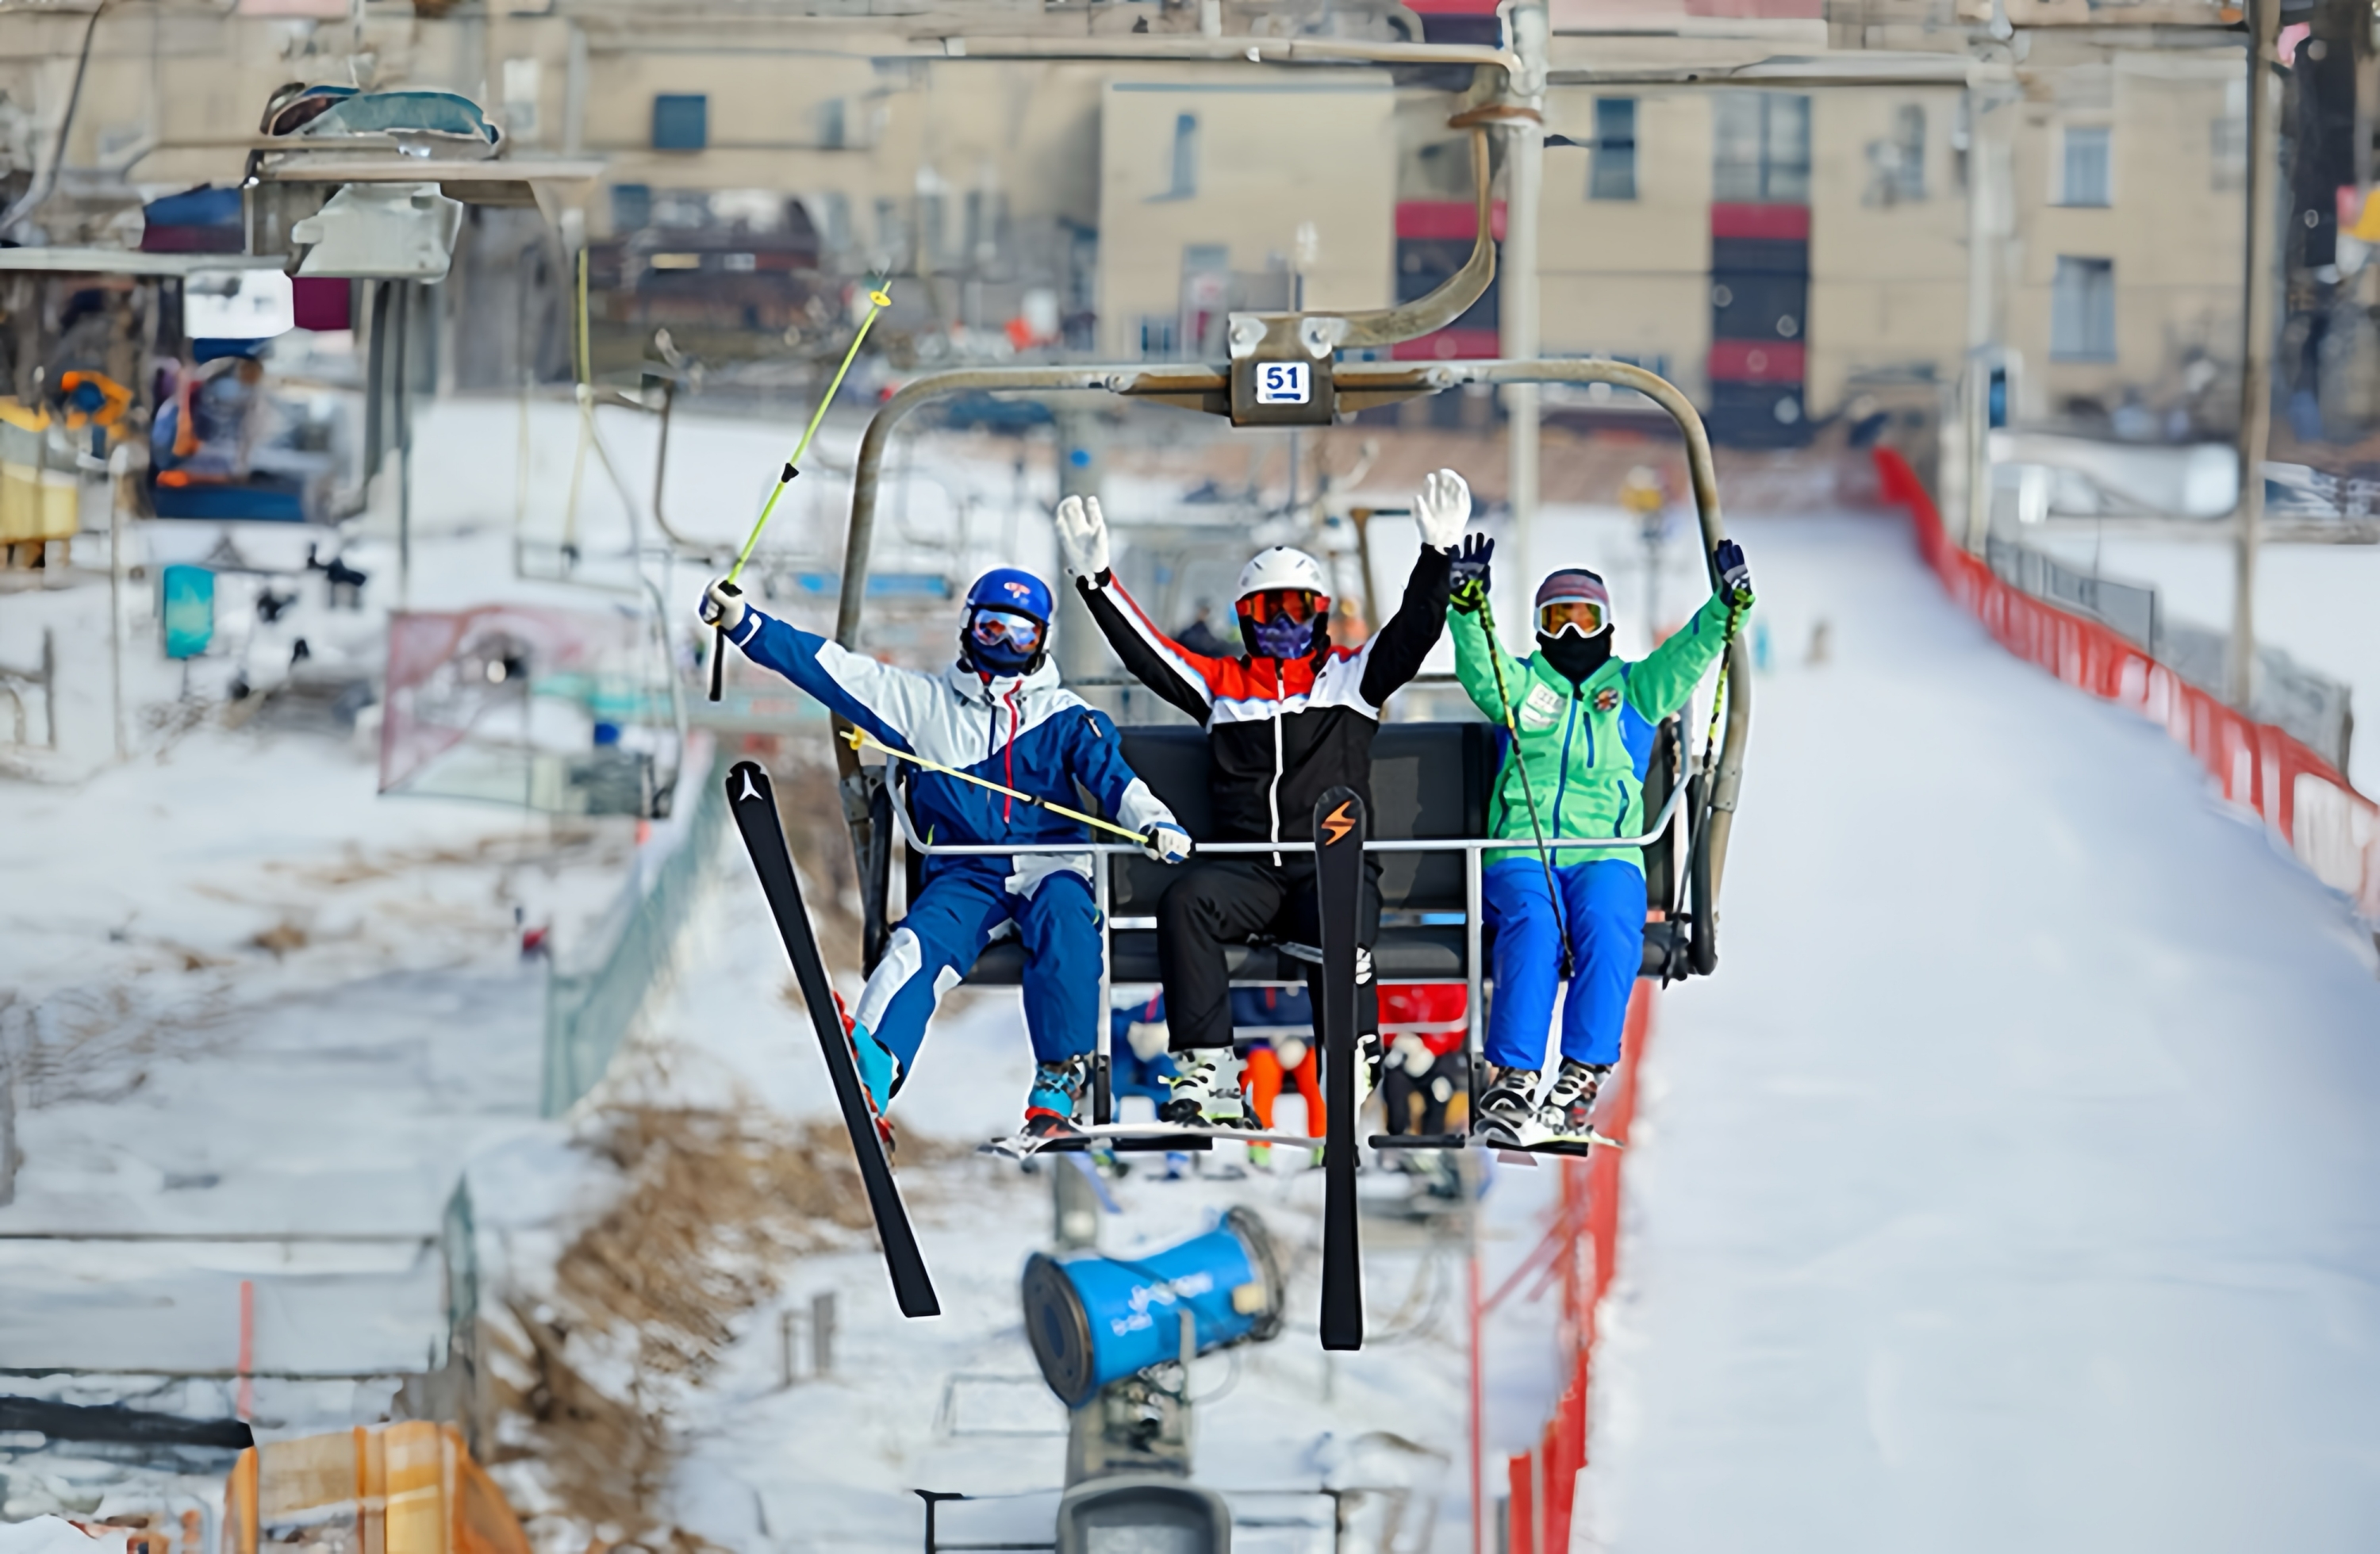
[
  {"left": 0, "top": 1518, "right": 130, "bottom": 1554},
  {"left": 1583, "top": 511, "right": 2380, "bottom": 1549}
]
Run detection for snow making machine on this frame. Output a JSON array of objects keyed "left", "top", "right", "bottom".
[{"left": 826, "top": 129, "right": 1752, "bottom": 1348}]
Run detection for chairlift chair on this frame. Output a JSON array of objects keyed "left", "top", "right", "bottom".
[{"left": 831, "top": 129, "right": 1750, "bottom": 1129}]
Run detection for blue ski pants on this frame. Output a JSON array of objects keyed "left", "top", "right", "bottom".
[
  {"left": 851, "top": 865, "right": 1101, "bottom": 1082},
  {"left": 1482, "top": 857, "right": 1646, "bottom": 1070}
]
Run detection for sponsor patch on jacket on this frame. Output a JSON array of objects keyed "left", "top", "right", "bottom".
[{"left": 1520, "top": 682, "right": 1564, "bottom": 729}]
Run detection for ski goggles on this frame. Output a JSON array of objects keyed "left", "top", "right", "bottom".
[
  {"left": 967, "top": 608, "right": 1045, "bottom": 651},
  {"left": 1239, "top": 588, "right": 1325, "bottom": 625},
  {"left": 1537, "top": 598, "right": 1610, "bottom": 638}
]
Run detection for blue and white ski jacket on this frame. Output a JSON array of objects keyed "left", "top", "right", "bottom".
[{"left": 724, "top": 606, "right": 1177, "bottom": 896}]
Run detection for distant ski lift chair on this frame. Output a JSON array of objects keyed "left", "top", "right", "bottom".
[{"left": 841, "top": 129, "right": 1749, "bottom": 1126}]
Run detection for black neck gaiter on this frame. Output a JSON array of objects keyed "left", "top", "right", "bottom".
[{"left": 1537, "top": 630, "right": 1612, "bottom": 685}]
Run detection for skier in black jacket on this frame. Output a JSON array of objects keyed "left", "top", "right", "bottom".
[{"left": 1054, "top": 472, "right": 1472, "bottom": 1124}]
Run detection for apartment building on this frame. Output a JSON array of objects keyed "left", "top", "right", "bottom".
[{"left": 0, "top": 2, "right": 2256, "bottom": 442}]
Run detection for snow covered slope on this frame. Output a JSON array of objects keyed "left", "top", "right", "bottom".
[{"left": 1583, "top": 512, "right": 2380, "bottom": 1549}]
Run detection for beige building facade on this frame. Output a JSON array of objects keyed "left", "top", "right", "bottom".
[{"left": 0, "top": 5, "right": 2252, "bottom": 433}]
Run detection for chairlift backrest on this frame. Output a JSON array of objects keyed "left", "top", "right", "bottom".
[{"left": 1105, "top": 722, "right": 1499, "bottom": 915}]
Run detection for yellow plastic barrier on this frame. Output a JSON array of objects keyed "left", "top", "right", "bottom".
[
  {"left": 0, "top": 397, "right": 79, "bottom": 545},
  {"left": 221, "top": 1422, "right": 532, "bottom": 1554}
]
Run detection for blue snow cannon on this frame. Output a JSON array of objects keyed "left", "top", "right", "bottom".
[{"left": 1023, "top": 1207, "right": 1284, "bottom": 1407}]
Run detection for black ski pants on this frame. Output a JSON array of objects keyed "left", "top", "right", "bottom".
[{"left": 1157, "top": 856, "right": 1380, "bottom": 1052}]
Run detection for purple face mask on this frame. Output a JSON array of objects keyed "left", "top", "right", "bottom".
[{"left": 1246, "top": 613, "right": 1315, "bottom": 659}]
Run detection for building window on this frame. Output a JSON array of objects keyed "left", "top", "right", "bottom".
[
  {"left": 651, "top": 94, "right": 708, "bottom": 152},
  {"left": 2050, "top": 256, "right": 2116, "bottom": 361},
  {"left": 2059, "top": 125, "right": 2111, "bottom": 206},
  {"left": 1167, "top": 113, "right": 1199, "bottom": 199},
  {"left": 2211, "top": 79, "right": 2246, "bottom": 191},
  {"left": 1866, "top": 103, "right": 1926, "bottom": 205},
  {"left": 501, "top": 58, "right": 539, "bottom": 143},
  {"left": 874, "top": 196, "right": 908, "bottom": 270},
  {"left": 820, "top": 98, "right": 846, "bottom": 151},
  {"left": 1589, "top": 98, "right": 1637, "bottom": 201},
  {"left": 1713, "top": 93, "right": 1811, "bottom": 204},
  {"left": 609, "top": 183, "right": 652, "bottom": 232}
]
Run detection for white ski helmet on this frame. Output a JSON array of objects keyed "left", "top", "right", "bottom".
[{"left": 1235, "top": 546, "right": 1329, "bottom": 602}]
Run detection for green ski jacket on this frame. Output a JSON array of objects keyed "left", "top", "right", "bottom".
[{"left": 1450, "top": 589, "right": 1741, "bottom": 872}]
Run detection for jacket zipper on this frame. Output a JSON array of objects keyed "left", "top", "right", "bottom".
[
  {"left": 1267, "top": 658, "right": 1285, "bottom": 866},
  {"left": 1549, "top": 687, "right": 1581, "bottom": 869},
  {"left": 1001, "top": 685, "right": 1020, "bottom": 823}
]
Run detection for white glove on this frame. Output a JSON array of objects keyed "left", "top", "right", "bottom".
[
  {"left": 699, "top": 578, "right": 747, "bottom": 634},
  {"left": 1392, "top": 1031, "right": 1434, "bottom": 1076},
  {"left": 1414, "top": 468, "right": 1471, "bottom": 551},
  {"left": 1126, "top": 1019, "right": 1171, "bottom": 1062},
  {"left": 1274, "top": 1038, "right": 1310, "bottom": 1071},
  {"left": 1142, "top": 821, "right": 1192, "bottom": 865},
  {"left": 1054, "top": 494, "right": 1111, "bottom": 579}
]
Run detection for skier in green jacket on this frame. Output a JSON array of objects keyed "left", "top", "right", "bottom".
[{"left": 1447, "top": 534, "right": 1754, "bottom": 1144}]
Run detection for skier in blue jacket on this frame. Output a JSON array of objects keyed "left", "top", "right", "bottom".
[{"left": 701, "top": 569, "right": 1192, "bottom": 1143}]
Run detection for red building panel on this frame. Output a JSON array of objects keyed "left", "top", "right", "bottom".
[
  {"left": 1706, "top": 340, "right": 1807, "bottom": 382},
  {"left": 1710, "top": 202, "right": 1810, "bottom": 241}
]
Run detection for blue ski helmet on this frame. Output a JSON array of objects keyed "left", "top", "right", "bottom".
[{"left": 960, "top": 567, "right": 1054, "bottom": 676}]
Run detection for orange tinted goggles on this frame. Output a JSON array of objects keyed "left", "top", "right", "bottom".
[
  {"left": 1537, "top": 598, "right": 1609, "bottom": 637},
  {"left": 1241, "top": 588, "right": 1325, "bottom": 625}
]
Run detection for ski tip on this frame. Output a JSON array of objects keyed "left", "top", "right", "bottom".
[{"left": 725, "top": 759, "right": 774, "bottom": 806}]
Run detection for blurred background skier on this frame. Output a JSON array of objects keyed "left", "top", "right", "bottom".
[{"left": 1448, "top": 536, "right": 1754, "bottom": 1145}]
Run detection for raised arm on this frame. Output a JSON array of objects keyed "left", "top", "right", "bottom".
[
  {"left": 1626, "top": 543, "right": 1753, "bottom": 722},
  {"left": 1353, "top": 469, "right": 1468, "bottom": 706},
  {"left": 1055, "top": 495, "right": 1222, "bottom": 723},
  {"left": 1450, "top": 598, "right": 1529, "bottom": 724},
  {"left": 714, "top": 597, "right": 938, "bottom": 752},
  {"left": 1354, "top": 544, "right": 1454, "bottom": 707}
]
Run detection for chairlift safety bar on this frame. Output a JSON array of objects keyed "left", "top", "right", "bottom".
[{"left": 883, "top": 768, "right": 1689, "bottom": 1126}]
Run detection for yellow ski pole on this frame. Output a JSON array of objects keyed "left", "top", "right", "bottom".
[
  {"left": 710, "top": 283, "right": 894, "bottom": 701},
  {"left": 840, "top": 727, "right": 1157, "bottom": 847}
]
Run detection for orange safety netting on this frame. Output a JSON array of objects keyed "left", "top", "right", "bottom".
[{"left": 1875, "top": 447, "right": 2380, "bottom": 924}]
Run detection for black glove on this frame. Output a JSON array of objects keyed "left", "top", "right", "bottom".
[
  {"left": 1714, "top": 539, "right": 1754, "bottom": 609},
  {"left": 1449, "top": 533, "right": 1494, "bottom": 615}
]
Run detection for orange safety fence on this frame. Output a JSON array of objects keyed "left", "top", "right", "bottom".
[
  {"left": 221, "top": 1422, "right": 530, "bottom": 1554},
  {"left": 1501, "top": 979, "right": 1656, "bottom": 1554},
  {"left": 1874, "top": 447, "right": 2380, "bottom": 927}
]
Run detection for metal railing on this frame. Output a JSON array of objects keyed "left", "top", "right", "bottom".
[
  {"left": 540, "top": 745, "right": 727, "bottom": 1116},
  {"left": 885, "top": 773, "right": 1688, "bottom": 1126}
]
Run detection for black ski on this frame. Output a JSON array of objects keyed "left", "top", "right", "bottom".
[
  {"left": 724, "top": 761, "right": 940, "bottom": 1319},
  {"left": 1315, "top": 786, "right": 1365, "bottom": 1351}
]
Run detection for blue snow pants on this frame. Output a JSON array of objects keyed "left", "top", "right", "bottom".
[
  {"left": 851, "top": 865, "right": 1101, "bottom": 1081},
  {"left": 1482, "top": 857, "right": 1646, "bottom": 1070}
]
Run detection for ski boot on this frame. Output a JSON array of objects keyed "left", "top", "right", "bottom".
[
  {"left": 1534, "top": 1059, "right": 1613, "bottom": 1142},
  {"left": 1020, "top": 1056, "right": 1092, "bottom": 1146},
  {"left": 844, "top": 1011, "right": 900, "bottom": 1154},
  {"left": 1161, "top": 1047, "right": 1247, "bottom": 1126},
  {"left": 1472, "top": 1065, "right": 1541, "bottom": 1147}
]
